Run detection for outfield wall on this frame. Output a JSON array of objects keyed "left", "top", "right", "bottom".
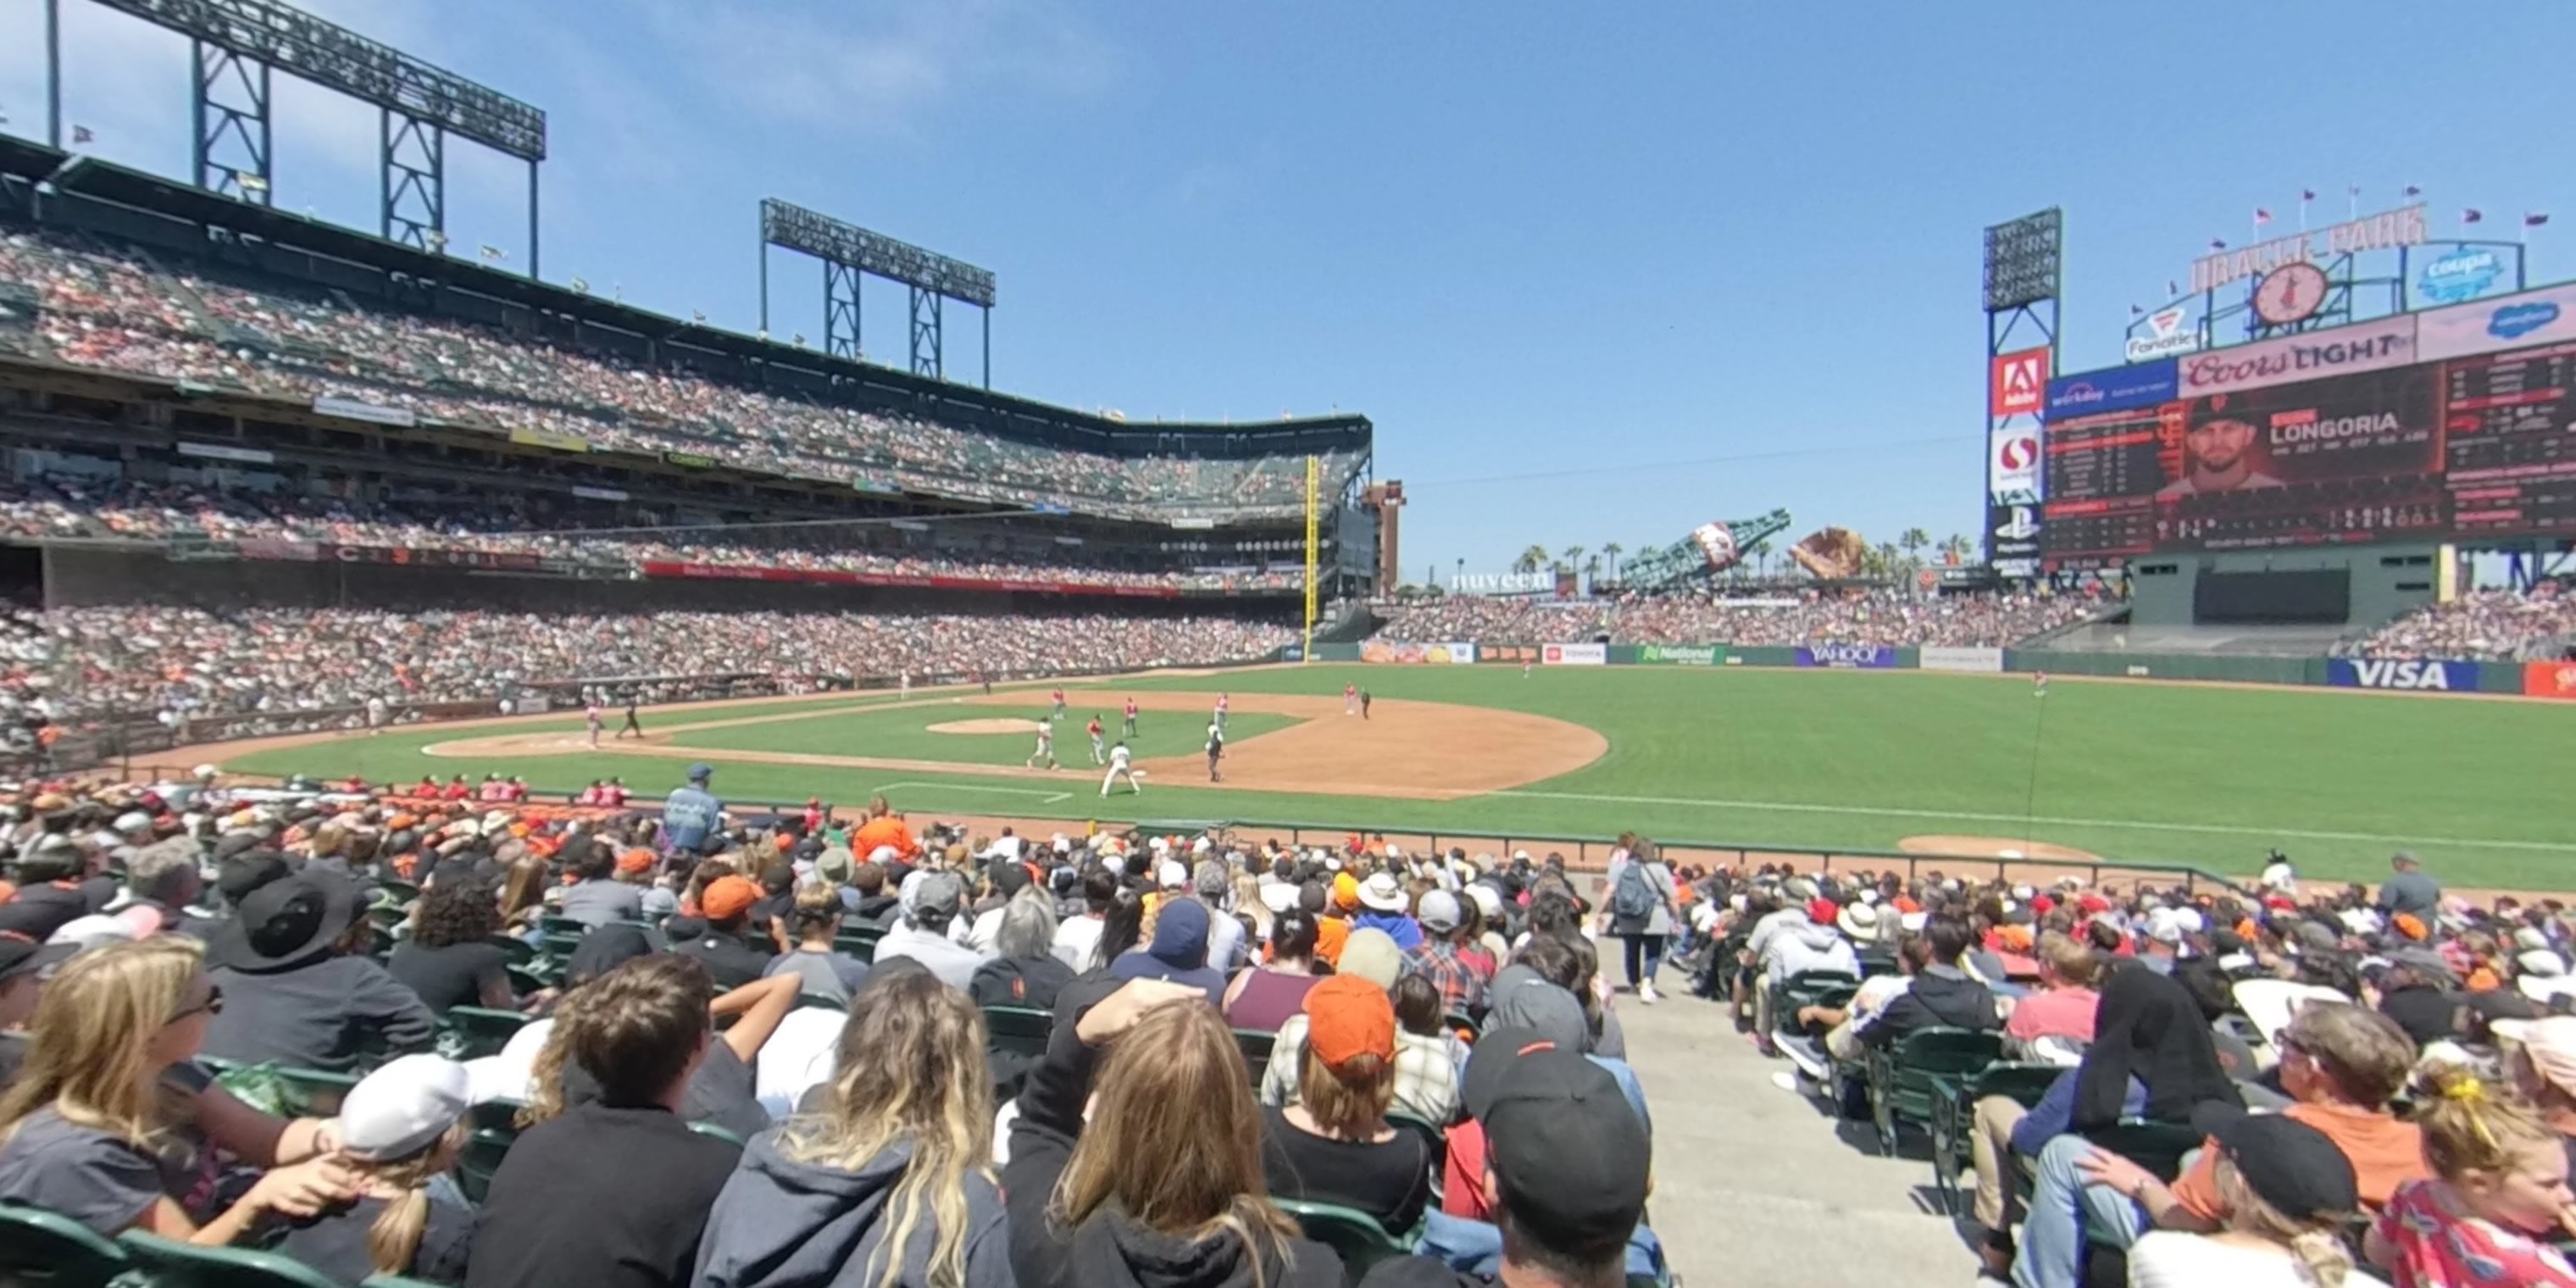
[{"left": 1326, "top": 640, "right": 2576, "bottom": 699}]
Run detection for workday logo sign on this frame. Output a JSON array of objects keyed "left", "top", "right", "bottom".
[{"left": 2044, "top": 359, "right": 2177, "bottom": 419}]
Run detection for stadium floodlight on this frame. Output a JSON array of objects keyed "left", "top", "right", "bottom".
[
  {"left": 70, "top": 0, "right": 547, "bottom": 268},
  {"left": 758, "top": 197, "right": 997, "bottom": 386}
]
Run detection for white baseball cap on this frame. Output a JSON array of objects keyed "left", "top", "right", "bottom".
[
  {"left": 1158, "top": 859, "right": 1189, "bottom": 890},
  {"left": 336, "top": 1055, "right": 472, "bottom": 1161}
]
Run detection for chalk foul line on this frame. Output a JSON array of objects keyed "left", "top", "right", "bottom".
[{"left": 1487, "top": 788, "right": 2576, "bottom": 854}]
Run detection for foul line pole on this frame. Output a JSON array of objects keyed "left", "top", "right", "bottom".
[{"left": 1302, "top": 454, "right": 1319, "bottom": 663}]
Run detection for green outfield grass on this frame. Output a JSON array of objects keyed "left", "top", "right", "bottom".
[{"left": 221, "top": 665, "right": 2576, "bottom": 888}]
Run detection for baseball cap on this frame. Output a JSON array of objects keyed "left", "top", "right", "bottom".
[
  {"left": 1158, "top": 859, "right": 1189, "bottom": 891},
  {"left": 1466, "top": 885, "right": 1503, "bottom": 919},
  {"left": 1480, "top": 1045, "right": 1651, "bottom": 1252},
  {"left": 701, "top": 876, "right": 760, "bottom": 921},
  {"left": 0, "top": 935, "right": 76, "bottom": 986},
  {"left": 614, "top": 847, "right": 656, "bottom": 876},
  {"left": 2191, "top": 1103, "right": 2357, "bottom": 1219},
  {"left": 336, "top": 1055, "right": 471, "bottom": 1162},
  {"left": 1417, "top": 891, "right": 1463, "bottom": 933},
  {"left": 913, "top": 870, "right": 965, "bottom": 920},
  {"left": 1336, "top": 928, "right": 1405, "bottom": 990},
  {"left": 1330, "top": 872, "right": 1361, "bottom": 912},
  {"left": 1303, "top": 974, "right": 1396, "bottom": 1070}
]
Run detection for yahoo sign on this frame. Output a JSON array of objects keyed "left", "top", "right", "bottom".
[{"left": 1796, "top": 643, "right": 1899, "bottom": 669}]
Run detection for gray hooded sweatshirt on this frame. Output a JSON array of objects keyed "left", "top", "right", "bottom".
[{"left": 692, "top": 1129, "right": 1015, "bottom": 1288}]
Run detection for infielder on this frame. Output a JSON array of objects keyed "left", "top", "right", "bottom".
[
  {"left": 1213, "top": 691, "right": 1230, "bottom": 733},
  {"left": 1360, "top": 688, "right": 1373, "bottom": 720},
  {"left": 585, "top": 699, "right": 603, "bottom": 749},
  {"left": 1051, "top": 687, "right": 1067, "bottom": 721},
  {"left": 1086, "top": 715, "right": 1107, "bottom": 765},
  {"left": 617, "top": 692, "right": 643, "bottom": 739},
  {"left": 1123, "top": 697, "right": 1138, "bottom": 737},
  {"left": 1100, "top": 740, "right": 1142, "bottom": 796},
  {"left": 1026, "top": 720, "right": 1058, "bottom": 769},
  {"left": 1343, "top": 683, "right": 1358, "bottom": 716},
  {"left": 900, "top": 671, "right": 912, "bottom": 699},
  {"left": 1206, "top": 722, "right": 1224, "bottom": 782},
  {"left": 1523, "top": 658, "right": 1532, "bottom": 679}
]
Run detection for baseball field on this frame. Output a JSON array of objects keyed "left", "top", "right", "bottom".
[{"left": 203, "top": 663, "right": 2573, "bottom": 889}]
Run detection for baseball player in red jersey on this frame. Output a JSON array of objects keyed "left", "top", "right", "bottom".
[
  {"left": 1051, "top": 687, "right": 1066, "bottom": 721},
  {"left": 1123, "top": 697, "right": 1138, "bottom": 737},
  {"left": 1214, "top": 692, "right": 1230, "bottom": 733},
  {"left": 1344, "top": 683, "right": 1358, "bottom": 716},
  {"left": 1086, "top": 715, "right": 1106, "bottom": 765}
]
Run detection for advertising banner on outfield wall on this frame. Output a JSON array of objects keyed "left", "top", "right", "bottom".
[
  {"left": 1636, "top": 644, "right": 1726, "bottom": 666},
  {"left": 1479, "top": 644, "right": 1541, "bottom": 665},
  {"left": 1919, "top": 646, "right": 2006, "bottom": 673},
  {"left": 1797, "top": 643, "right": 1899, "bottom": 669},
  {"left": 1542, "top": 642, "right": 1608, "bottom": 666},
  {"left": 2328, "top": 658, "right": 2482, "bottom": 691},
  {"left": 1358, "top": 641, "right": 1476, "bottom": 664},
  {"left": 2525, "top": 662, "right": 2576, "bottom": 700}
]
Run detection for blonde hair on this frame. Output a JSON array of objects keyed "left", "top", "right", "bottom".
[
  {"left": 2212, "top": 1156, "right": 2354, "bottom": 1288},
  {"left": 360, "top": 1124, "right": 465, "bottom": 1275},
  {"left": 2036, "top": 931, "right": 2099, "bottom": 989},
  {"left": 778, "top": 972, "right": 992, "bottom": 1288},
  {"left": 1295, "top": 1043, "right": 1393, "bottom": 1140},
  {"left": 2418, "top": 1064, "right": 2558, "bottom": 1180},
  {"left": 0, "top": 937, "right": 202, "bottom": 1151},
  {"left": 1053, "top": 1001, "right": 1298, "bottom": 1285}
]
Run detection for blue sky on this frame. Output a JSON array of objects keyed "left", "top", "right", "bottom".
[{"left": 4, "top": 0, "right": 2573, "bottom": 580}]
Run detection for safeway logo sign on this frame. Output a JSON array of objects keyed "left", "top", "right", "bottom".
[
  {"left": 1990, "top": 347, "right": 2049, "bottom": 417},
  {"left": 2124, "top": 307, "right": 2199, "bottom": 361},
  {"left": 1990, "top": 428, "right": 2042, "bottom": 504}
]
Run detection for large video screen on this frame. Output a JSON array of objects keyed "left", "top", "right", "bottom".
[{"left": 2035, "top": 284, "right": 2576, "bottom": 569}]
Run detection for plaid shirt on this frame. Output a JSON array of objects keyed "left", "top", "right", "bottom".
[
  {"left": 1405, "top": 939, "right": 1496, "bottom": 1015},
  {"left": 1262, "top": 1014, "right": 1461, "bottom": 1126}
]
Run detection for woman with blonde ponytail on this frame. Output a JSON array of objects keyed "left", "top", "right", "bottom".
[
  {"left": 2365, "top": 1067, "right": 2576, "bottom": 1287},
  {"left": 692, "top": 967, "right": 1011, "bottom": 1288},
  {"left": 269, "top": 1054, "right": 475, "bottom": 1285},
  {"left": 2128, "top": 1107, "right": 2382, "bottom": 1287}
]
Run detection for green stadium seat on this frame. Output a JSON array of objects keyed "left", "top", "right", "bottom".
[
  {"left": 1233, "top": 1029, "right": 1276, "bottom": 1086},
  {"left": 0, "top": 1202, "right": 129, "bottom": 1285},
  {"left": 688, "top": 1120, "right": 747, "bottom": 1147},
  {"left": 1441, "top": 1010, "right": 1480, "bottom": 1041},
  {"left": 1865, "top": 1027, "right": 2005, "bottom": 1157},
  {"left": 361, "top": 1276, "right": 455, "bottom": 1288},
  {"left": 982, "top": 1005, "right": 1054, "bottom": 1060},
  {"left": 795, "top": 993, "right": 847, "bottom": 1013},
  {"left": 1274, "top": 1198, "right": 1416, "bottom": 1286},
  {"left": 117, "top": 1230, "right": 345, "bottom": 1288},
  {"left": 438, "top": 1006, "right": 530, "bottom": 1059},
  {"left": 831, "top": 929, "right": 880, "bottom": 963},
  {"left": 453, "top": 1126, "right": 516, "bottom": 1205},
  {"left": 1926, "top": 1060, "right": 2065, "bottom": 1216}
]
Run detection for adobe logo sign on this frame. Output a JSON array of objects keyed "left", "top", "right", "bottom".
[{"left": 1990, "top": 347, "right": 2050, "bottom": 416}]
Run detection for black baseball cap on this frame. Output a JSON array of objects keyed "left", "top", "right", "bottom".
[
  {"left": 0, "top": 934, "right": 75, "bottom": 985},
  {"left": 2192, "top": 1103, "right": 2357, "bottom": 1219},
  {"left": 1473, "top": 1037, "right": 1650, "bottom": 1252}
]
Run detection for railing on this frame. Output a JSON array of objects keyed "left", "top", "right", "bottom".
[{"left": 117, "top": 761, "right": 2259, "bottom": 898}]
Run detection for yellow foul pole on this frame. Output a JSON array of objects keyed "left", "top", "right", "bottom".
[{"left": 1302, "top": 454, "right": 1319, "bottom": 663}]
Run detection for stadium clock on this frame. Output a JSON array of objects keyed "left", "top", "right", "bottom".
[{"left": 2252, "top": 262, "right": 2330, "bottom": 326}]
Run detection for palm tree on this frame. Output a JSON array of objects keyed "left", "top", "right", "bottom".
[
  {"left": 1941, "top": 533, "right": 1972, "bottom": 564},
  {"left": 1513, "top": 545, "right": 1549, "bottom": 575},
  {"left": 1584, "top": 553, "right": 1602, "bottom": 590},
  {"left": 1750, "top": 540, "right": 1773, "bottom": 577},
  {"left": 1900, "top": 528, "right": 1929, "bottom": 569},
  {"left": 1558, "top": 545, "right": 1585, "bottom": 575},
  {"left": 1602, "top": 541, "right": 1624, "bottom": 583},
  {"left": 1874, "top": 541, "right": 1901, "bottom": 578}
]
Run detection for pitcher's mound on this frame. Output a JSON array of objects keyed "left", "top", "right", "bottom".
[
  {"left": 927, "top": 718, "right": 1046, "bottom": 736},
  {"left": 1899, "top": 835, "right": 2103, "bottom": 863}
]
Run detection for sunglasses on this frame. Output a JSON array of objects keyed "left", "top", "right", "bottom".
[{"left": 169, "top": 984, "right": 224, "bottom": 1024}]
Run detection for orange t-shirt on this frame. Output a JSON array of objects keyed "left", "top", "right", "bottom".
[
  {"left": 852, "top": 816, "right": 918, "bottom": 860},
  {"left": 2169, "top": 1102, "right": 2428, "bottom": 1219},
  {"left": 1315, "top": 916, "right": 1351, "bottom": 968}
]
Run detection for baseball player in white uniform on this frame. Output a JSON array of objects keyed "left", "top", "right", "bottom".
[
  {"left": 1100, "top": 741, "right": 1141, "bottom": 796},
  {"left": 1025, "top": 721, "right": 1058, "bottom": 769},
  {"left": 1213, "top": 692, "right": 1230, "bottom": 733},
  {"left": 1206, "top": 721, "right": 1224, "bottom": 782}
]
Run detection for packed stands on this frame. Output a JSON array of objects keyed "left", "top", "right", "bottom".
[
  {"left": 1370, "top": 588, "right": 2107, "bottom": 649},
  {"left": 2339, "top": 584, "right": 2576, "bottom": 662},
  {"left": 0, "top": 606, "right": 1293, "bottom": 740},
  {"left": 0, "top": 228, "right": 1367, "bottom": 521},
  {"left": 0, "top": 476, "right": 1304, "bottom": 591}
]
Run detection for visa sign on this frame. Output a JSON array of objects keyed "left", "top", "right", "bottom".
[
  {"left": 2329, "top": 658, "right": 2481, "bottom": 691},
  {"left": 2044, "top": 358, "right": 2178, "bottom": 419}
]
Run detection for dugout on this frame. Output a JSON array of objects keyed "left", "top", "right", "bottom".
[{"left": 2125, "top": 544, "right": 2440, "bottom": 628}]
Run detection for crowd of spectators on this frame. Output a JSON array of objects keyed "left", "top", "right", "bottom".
[
  {"left": 0, "top": 228, "right": 1366, "bottom": 520},
  {"left": 1, "top": 606, "right": 1294, "bottom": 734},
  {"left": 0, "top": 475, "right": 1302, "bottom": 592},
  {"left": 1675, "top": 846, "right": 2576, "bottom": 1288},
  {"left": 2341, "top": 584, "right": 2576, "bottom": 663},
  {"left": 1372, "top": 588, "right": 2107, "bottom": 649},
  {"left": 0, "top": 774, "right": 1664, "bottom": 1288}
]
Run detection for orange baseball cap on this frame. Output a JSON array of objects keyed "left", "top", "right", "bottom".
[
  {"left": 702, "top": 875, "right": 760, "bottom": 921},
  {"left": 1331, "top": 872, "right": 1361, "bottom": 913},
  {"left": 1302, "top": 974, "right": 1396, "bottom": 1070},
  {"left": 616, "top": 848, "right": 656, "bottom": 875}
]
